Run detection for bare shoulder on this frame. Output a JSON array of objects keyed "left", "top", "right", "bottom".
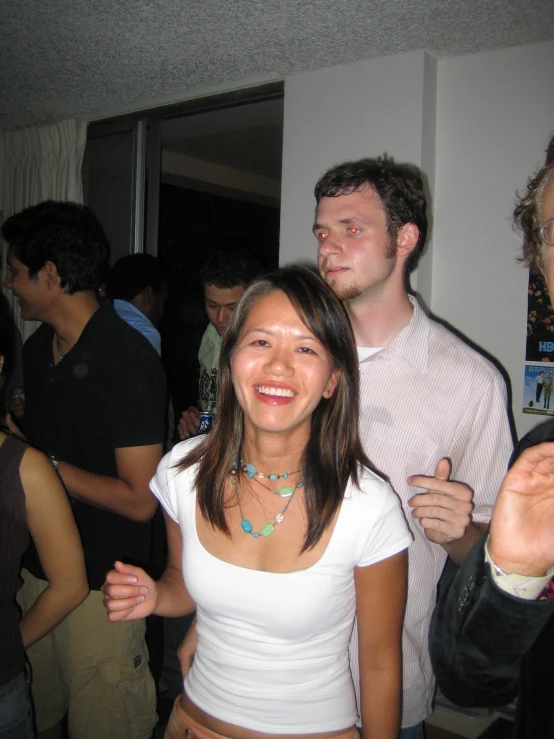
[
  {"left": 19, "top": 444, "right": 56, "bottom": 481},
  {"left": 19, "top": 445, "right": 65, "bottom": 505}
]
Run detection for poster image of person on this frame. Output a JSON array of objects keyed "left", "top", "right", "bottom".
[
  {"left": 544, "top": 372, "right": 553, "bottom": 410},
  {"left": 536, "top": 370, "right": 545, "bottom": 402},
  {"left": 525, "top": 272, "right": 554, "bottom": 362},
  {"left": 523, "top": 363, "right": 554, "bottom": 415}
]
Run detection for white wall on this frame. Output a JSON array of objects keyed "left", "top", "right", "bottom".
[
  {"left": 280, "top": 40, "right": 554, "bottom": 438},
  {"left": 279, "top": 51, "right": 435, "bottom": 272},
  {"left": 432, "top": 40, "right": 554, "bottom": 437}
]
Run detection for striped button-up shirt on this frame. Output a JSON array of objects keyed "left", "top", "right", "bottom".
[{"left": 350, "top": 297, "right": 513, "bottom": 728}]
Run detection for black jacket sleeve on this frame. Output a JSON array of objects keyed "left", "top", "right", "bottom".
[{"left": 429, "top": 532, "right": 554, "bottom": 708}]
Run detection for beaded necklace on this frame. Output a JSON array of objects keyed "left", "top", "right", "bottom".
[
  {"left": 229, "top": 458, "right": 303, "bottom": 539},
  {"left": 230, "top": 459, "right": 303, "bottom": 498},
  {"left": 251, "top": 474, "right": 303, "bottom": 498},
  {"left": 236, "top": 484, "right": 299, "bottom": 539}
]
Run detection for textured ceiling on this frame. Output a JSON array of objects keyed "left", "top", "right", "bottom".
[{"left": 1, "top": 0, "right": 553, "bottom": 131}]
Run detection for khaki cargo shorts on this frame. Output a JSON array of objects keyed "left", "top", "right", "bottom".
[{"left": 18, "top": 570, "right": 157, "bottom": 739}]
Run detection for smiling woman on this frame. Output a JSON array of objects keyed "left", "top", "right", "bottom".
[
  {"left": 103, "top": 266, "right": 412, "bottom": 739},
  {"left": 230, "top": 289, "right": 339, "bottom": 450}
]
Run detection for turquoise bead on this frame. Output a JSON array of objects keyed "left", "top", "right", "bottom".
[
  {"left": 269, "top": 473, "right": 279, "bottom": 480},
  {"left": 244, "top": 463, "right": 256, "bottom": 479},
  {"left": 241, "top": 519, "right": 253, "bottom": 533},
  {"left": 252, "top": 532, "right": 260, "bottom": 539},
  {"left": 283, "top": 472, "right": 288, "bottom": 479},
  {"left": 278, "top": 485, "right": 294, "bottom": 497}
]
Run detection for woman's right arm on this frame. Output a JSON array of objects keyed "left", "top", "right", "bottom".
[
  {"left": 103, "top": 510, "right": 196, "bottom": 621},
  {"left": 20, "top": 446, "right": 89, "bottom": 648}
]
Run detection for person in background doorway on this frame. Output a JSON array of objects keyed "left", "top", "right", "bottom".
[
  {"left": 178, "top": 250, "right": 262, "bottom": 438},
  {"left": 106, "top": 253, "right": 168, "bottom": 355}
]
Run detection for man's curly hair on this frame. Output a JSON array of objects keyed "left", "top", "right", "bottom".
[
  {"left": 314, "top": 155, "right": 428, "bottom": 274},
  {"left": 514, "top": 133, "right": 554, "bottom": 274}
]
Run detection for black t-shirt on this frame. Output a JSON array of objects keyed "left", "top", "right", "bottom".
[{"left": 22, "top": 303, "right": 166, "bottom": 590}]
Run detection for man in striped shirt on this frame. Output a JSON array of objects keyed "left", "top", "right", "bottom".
[{"left": 314, "top": 156, "right": 513, "bottom": 738}]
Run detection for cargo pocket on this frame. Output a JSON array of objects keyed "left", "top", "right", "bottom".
[{"left": 91, "top": 645, "right": 157, "bottom": 739}]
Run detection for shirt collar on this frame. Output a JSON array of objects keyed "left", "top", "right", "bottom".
[
  {"left": 113, "top": 298, "right": 154, "bottom": 327},
  {"left": 198, "top": 322, "right": 223, "bottom": 360},
  {"left": 358, "top": 295, "right": 430, "bottom": 373}
]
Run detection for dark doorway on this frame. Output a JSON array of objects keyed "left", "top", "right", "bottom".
[
  {"left": 156, "top": 96, "right": 283, "bottom": 420},
  {"left": 158, "top": 182, "right": 280, "bottom": 415}
]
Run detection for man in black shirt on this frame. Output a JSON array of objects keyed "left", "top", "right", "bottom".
[{"left": 3, "top": 201, "right": 166, "bottom": 739}]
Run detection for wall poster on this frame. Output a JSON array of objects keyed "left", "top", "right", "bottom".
[{"left": 523, "top": 272, "right": 554, "bottom": 416}]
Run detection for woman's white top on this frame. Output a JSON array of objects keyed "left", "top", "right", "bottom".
[{"left": 150, "top": 438, "right": 412, "bottom": 734}]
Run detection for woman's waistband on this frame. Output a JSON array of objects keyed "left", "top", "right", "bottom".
[{"left": 163, "top": 695, "right": 360, "bottom": 739}]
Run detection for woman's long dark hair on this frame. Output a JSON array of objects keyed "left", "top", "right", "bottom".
[{"left": 178, "top": 265, "right": 373, "bottom": 551}]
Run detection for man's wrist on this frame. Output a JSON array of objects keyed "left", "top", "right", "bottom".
[
  {"left": 488, "top": 538, "right": 550, "bottom": 578},
  {"left": 486, "top": 539, "right": 554, "bottom": 600}
]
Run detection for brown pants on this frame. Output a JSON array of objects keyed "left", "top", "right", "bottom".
[
  {"left": 164, "top": 696, "right": 360, "bottom": 739},
  {"left": 164, "top": 696, "right": 229, "bottom": 738}
]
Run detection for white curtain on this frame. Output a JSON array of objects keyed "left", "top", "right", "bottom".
[{"left": 0, "top": 118, "right": 87, "bottom": 340}]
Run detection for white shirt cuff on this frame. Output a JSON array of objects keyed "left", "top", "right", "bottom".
[{"left": 485, "top": 540, "right": 554, "bottom": 600}]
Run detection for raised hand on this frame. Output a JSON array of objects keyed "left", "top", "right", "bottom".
[
  {"left": 489, "top": 441, "right": 554, "bottom": 577},
  {"left": 408, "top": 458, "right": 474, "bottom": 545},
  {"left": 102, "top": 561, "right": 158, "bottom": 622}
]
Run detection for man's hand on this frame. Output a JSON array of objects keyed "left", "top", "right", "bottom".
[
  {"left": 489, "top": 441, "right": 554, "bottom": 577},
  {"left": 408, "top": 458, "right": 474, "bottom": 545},
  {"left": 178, "top": 407, "right": 200, "bottom": 440},
  {"left": 177, "top": 615, "right": 198, "bottom": 678}
]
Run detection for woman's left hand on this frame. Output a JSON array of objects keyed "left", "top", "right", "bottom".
[{"left": 102, "top": 561, "right": 158, "bottom": 621}]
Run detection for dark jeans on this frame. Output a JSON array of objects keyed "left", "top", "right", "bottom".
[
  {"left": 0, "top": 671, "right": 34, "bottom": 738},
  {"left": 400, "top": 723, "right": 424, "bottom": 739}
]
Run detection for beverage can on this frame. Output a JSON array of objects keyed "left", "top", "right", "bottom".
[{"left": 197, "top": 413, "right": 213, "bottom": 434}]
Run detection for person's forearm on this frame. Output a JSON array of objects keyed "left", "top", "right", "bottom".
[
  {"left": 360, "top": 665, "right": 401, "bottom": 739},
  {"left": 442, "top": 521, "right": 488, "bottom": 564},
  {"left": 153, "top": 566, "right": 196, "bottom": 618},
  {"left": 20, "top": 579, "right": 89, "bottom": 648},
  {"left": 57, "top": 462, "right": 156, "bottom": 522},
  {"left": 429, "top": 539, "right": 524, "bottom": 708}
]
